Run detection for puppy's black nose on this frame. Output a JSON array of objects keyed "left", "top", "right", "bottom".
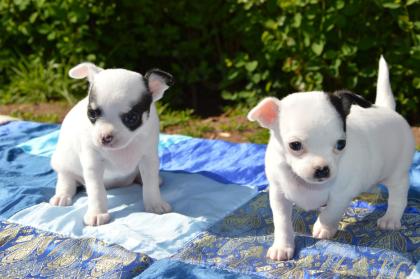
[
  {"left": 314, "top": 166, "right": 330, "bottom": 179},
  {"left": 101, "top": 135, "right": 114, "bottom": 145}
]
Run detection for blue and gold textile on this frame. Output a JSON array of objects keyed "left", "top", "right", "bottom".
[
  {"left": 173, "top": 192, "right": 418, "bottom": 278},
  {"left": 0, "top": 221, "right": 152, "bottom": 278}
]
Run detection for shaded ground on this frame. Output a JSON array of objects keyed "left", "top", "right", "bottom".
[
  {"left": 0, "top": 102, "right": 70, "bottom": 123},
  {"left": 0, "top": 102, "right": 419, "bottom": 147}
]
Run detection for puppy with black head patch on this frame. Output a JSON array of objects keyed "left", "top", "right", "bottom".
[
  {"left": 248, "top": 57, "right": 415, "bottom": 261},
  {"left": 50, "top": 63, "right": 174, "bottom": 226}
]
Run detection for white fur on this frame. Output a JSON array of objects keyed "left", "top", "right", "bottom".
[
  {"left": 50, "top": 63, "right": 172, "bottom": 226},
  {"left": 248, "top": 57, "right": 415, "bottom": 261},
  {"left": 375, "top": 55, "right": 395, "bottom": 110}
]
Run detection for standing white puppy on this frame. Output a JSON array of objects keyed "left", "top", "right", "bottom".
[
  {"left": 50, "top": 63, "right": 173, "bottom": 226},
  {"left": 248, "top": 57, "right": 415, "bottom": 261}
]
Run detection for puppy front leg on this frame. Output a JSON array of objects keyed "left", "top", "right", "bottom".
[
  {"left": 267, "top": 186, "right": 295, "bottom": 261},
  {"left": 312, "top": 197, "right": 351, "bottom": 239},
  {"left": 139, "top": 153, "right": 171, "bottom": 214},
  {"left": 80, "top": 151, "right": 110, "bottom": 226},
  {"left": 50, "top": 172, "right": 77, "bottom": 206}
]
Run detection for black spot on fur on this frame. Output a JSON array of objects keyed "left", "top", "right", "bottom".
[
  {"left": 144, "top": 69, "right": 174, "bottom": 95},
  {"left": 327, "top": 90, "right": 372, "bottom": 131},
  {"left": 88, "top": 84, "right": 95, "bottom": 103},
  {"left": 120, "top": 93, "right": 153, "bottom": 131},
  {"left": 144, "top": 69, "right": 174, "bottom": 87},
  {"left": 87, "top": 85, "right": 101, "bottom": 124},
  {"left": 87, "top": 106, "right": 101, "bottom": 124}
]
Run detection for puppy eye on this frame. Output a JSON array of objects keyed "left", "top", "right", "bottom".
[
  {"left": 122, "top": 112, "right": 140, "bottom": 126},
  {"left": 87, "top": 108, "right": 101, "bottom": 120},
  {"left": 336, "top": 139, "right": 346, "bottom": 151},
  {"left": 289, "top": 141, "right": 303, "bottom": 151}
]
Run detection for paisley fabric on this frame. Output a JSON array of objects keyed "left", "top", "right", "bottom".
[
  {"left": 0, "top": 221, "right": 152, "bottom": 278},
  {"left": 174, "top": 192, "right": 418, "bottom": 278},
  {"left": 136, "top": 259, "right": 265, "bottom": 279}
]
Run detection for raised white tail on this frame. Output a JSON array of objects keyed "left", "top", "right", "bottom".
[{"left": 375, "top": 55, "right": 396, "bottom": 110}]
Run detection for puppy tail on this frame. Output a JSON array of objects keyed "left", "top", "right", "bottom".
[{"left": 375, "top": 55, "right": 396, "bottom": 110}]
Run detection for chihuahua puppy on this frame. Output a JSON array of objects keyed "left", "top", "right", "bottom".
[
  {"left": 50, "top": 62, "right": 173, "bottom": 226},
  {"left": 248, "top": 57, "right": 415, "bottom": 260}
]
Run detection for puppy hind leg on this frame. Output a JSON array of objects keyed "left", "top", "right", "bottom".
[
  {"left": 50, "top": 172, "right": 77, "bottom": 206},
  {"left": 377, "top": 175, "right": 409, "bottom": 230}
]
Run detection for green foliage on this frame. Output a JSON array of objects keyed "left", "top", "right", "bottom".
[
  {"left": 0, "top": 0, "right": 113, "bottom": 103},
  {"left": 223, "top": 0, "right": 420, "bottom": 122},
  {"left": 0, "top": 0, "right": 244, "bottom": 112},
  {"left": 0, "top": 56, "right": 84, "bottom": 104},
  {"left": 0, "top": 0, "right": 419, "bottom": 122}
]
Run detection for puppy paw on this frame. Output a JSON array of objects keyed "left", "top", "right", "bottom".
[
  {"left": 377, "top": 215, "right": 401, "bottom": 230},
  {"left": 84, "top": 212, "right": 111, "bottom": 226},
  {"left": 49, "top": 195, "right": 73, "bottom": 206},
  {"left": 266, "top": 243, "right": 294, "bottom": 261},
  {"left": 312, "top": 219, "right": 337, "bottom": 239},
  {"left": 144, "top": 199, "right": 171, "bottom": 214}
]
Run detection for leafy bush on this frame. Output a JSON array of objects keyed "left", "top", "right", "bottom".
[
  {"left": 1, "top": 56, "right": 84, "bottom": 104},
  {"left": 0, "top": 0, "right": 113, "bottom": 103},
  {"left": 0, "top": 0, "right": 241, "bottom": 113},
  {"left": 223, "top": 0, "right": 420, "bottom": 122},
  {"left": 0, "top": 0, "right": 419, "bottom": 122}
]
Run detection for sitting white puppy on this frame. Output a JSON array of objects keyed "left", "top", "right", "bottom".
[
  {"left": 248, "top": 57, "right": 415, "bottom": 261},
  {"left": 50, "top": 62, "right": 173, "bottom": 226}
]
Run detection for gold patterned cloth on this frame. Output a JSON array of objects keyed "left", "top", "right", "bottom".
[
  {"left": 174, "top": 192, "right": 419, "bottom": 278},
  {"left": 0, "top": 221, "right": 152, "bottom": 278}
]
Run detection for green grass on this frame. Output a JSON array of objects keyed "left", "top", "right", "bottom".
[
  {"left": 158, "top": 104, "right": 270, "bottom": 143},
  {"left": 245, "top": 129, "right": 270, "bottom": 144},
  {"left": 157, "top": 103, "right": 195, "bottom": 130},
  {"left": 10, "top": 111, "right": 60, "bottom": 123}
]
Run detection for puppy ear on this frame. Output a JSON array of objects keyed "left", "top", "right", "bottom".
[
  {"left": 68, "top": 62, "right": 103, "bottom": 83},
  {"left": 247, "top": 97, "right": 280, "bottom": 129},
  {"left": 144, "top": 69, "right": 174, "bottom": 101}
]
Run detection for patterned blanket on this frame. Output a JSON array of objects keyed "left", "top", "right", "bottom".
[{"left": 0, "top": 121, "right": 418, "bottom": 278}]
